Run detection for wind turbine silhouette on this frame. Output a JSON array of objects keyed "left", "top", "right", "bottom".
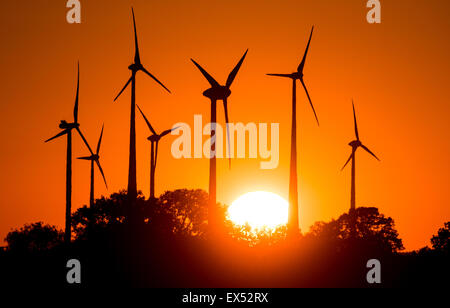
[
  {"left": 45, "top": 63, "right": 94, "bottom": 244},
  {"left": 136, "top": 105, "right": 179, "bottom": 200},
  {"left": 341, "top": 101, "right": 380, "bottom": 214},
  {"left": 78, "top": 125, "right": 108, "bottom": 207},
  {"left": 191, "top": 49, "right": 248, "bottom": 232},
  {"left": 267, "top": 26, "right": 319, "bottom": 236},
  {"left": 114, "top": 7, "right": 171, "bottom": 202}
]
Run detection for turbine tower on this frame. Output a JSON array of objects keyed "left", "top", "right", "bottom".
[
  {"left": 267, "top": 27, "right": 319, "bottom": 236},
  {"left": 191, "top": 49, "right": 248, "bottom": 232},
  {"left": 341, "top": 101, "right": 380, "bottom": 233},
  {"left": 45, "top": 63, "right": 94, "bottom": 244},
  {"left": 114, "top": 7, "right": 171, "bottom": 202},
  {"left": 137, "top": 105, "right": 179, "bottom": 200},
  {"left": 78, "top": 125, "right": 108, "bottom": 207}
]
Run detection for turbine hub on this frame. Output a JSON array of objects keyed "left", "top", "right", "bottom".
[
  {"left": 203, "top": 86, "right": 231, "bottom": 100},
  {"left": 148, "top": 135, "right": 159, "bottom": 142},
  {"left": 128, "top": 63, "right": 142, "bottom": 71},
  {"left": 349, "top": 140, "right": 361, "bottom": 148},
  {"left": 293, "top": 72, "right": 303, "bottom": 79},
  {"left": 59, "top": 121, "right": 79, "bottom": 129}
]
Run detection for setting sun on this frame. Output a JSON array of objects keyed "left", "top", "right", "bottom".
[{"left": 228, "top": 192, "right": 289, "bottom": 230}]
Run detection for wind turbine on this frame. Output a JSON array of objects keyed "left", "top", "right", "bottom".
[
  {"left": 267, "top": 26, "right": 319, "bottom": 236},
  {"left": 114, "top": 7, "right": 171, "bottom": 202},
  {"left": 191, "top": 49, "right": 248, "bottom": 231},
  {"left": 78, "top": 125, "right": 108, "bottom": 207},
  {"left": 45, "top": 63, "right": 94, "bottom": 244},
  {"left": 341, "top": 101, "right": 380, "bottom": 221},
  {"left": 136, "top": 105, "right": 179, "bottom": 200}
]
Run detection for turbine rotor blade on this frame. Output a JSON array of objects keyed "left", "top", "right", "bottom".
[
  {"left": 223, "top": 98, "right": 232, "bottom": 169},
  {"left": 160, "top": 126, "right": 180, "bottom": 138},
  {"left": 76, "top": 127, "right": 94, "bottom": 156},
  {"left": 96, "top": 124, "right": 104, "bottom": 155},
  {"left": 191, "top": 59, "right": 220, "bottom": 88},
  {"left": 341, "top": 152, "right": 354, "bottom": 171},
  {"left": 361, "top": 144, "right": 380, "bottom": 161},
  {"left": 141, "top": 67, "right": 171, "bottom": 93},
  {"left": 267, "top": 73, "right": 293, "bottom": 78},
  {"left": 74, "top": 62, "right": 80, "bottom": 123},
  {"left": 352, "top": 100, "right": 359, "bottom": 141},
  {"left": 95, "top": 159, "right": 108, "bottom": 189},
  {"left": 77, "top": 156, "right": 93, "bottom": 161},
  {"left": 300, "top": 78, "right": 319, "bottom": 126},
  {"left": 298, "top": 26, "right": 314, "bottom": 74},
  {"left": 45, "top": 129, "right": 69, "bottom": 143},
  {"left": 154, "top": 141, "right": 159, "bottom": 169},
  {"left": 226, "top": 49, "right": 248, "bottom": 88},
  {"left": 114, "top": 76, "right": 133, "bottom": 101},
  {"left": 131, "top": 7, "right": 140, "bottom": 64},
  {"left": 136, "top": 104, "right": 157, "bottom": 135}
]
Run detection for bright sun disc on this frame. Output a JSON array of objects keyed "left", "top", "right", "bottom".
[{"left": 228, "top": 191, "right": 289, "bottom": 230}]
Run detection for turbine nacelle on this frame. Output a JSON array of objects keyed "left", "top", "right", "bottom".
[
  {"left": 349, "top": 140, "right": 362, "bottom": 148},
  {"left": 203, "top": 86, "right": 231, "bottom": 101},
  {"left": 147, "top": 135, "right": 160, "bottom": 142},
  {"left": 128, "top": 63, "right": 143, "bottom": 72},
  {"left": 292, "top": 72, "right": 304, "bottom": 79},
  {"left": 59, "top": 120, "right": 79, "bottom": 130}
]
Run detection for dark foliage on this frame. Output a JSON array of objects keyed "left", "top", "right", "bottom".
[
  {"left": 71, "top": 190, "right": 144, "bottom": 240},
  {"left": 431, "top": 222, "right": 450, "bottom": 254},
  {"left": 1, "top": 190, "right": 449, "bottom": 287},
  {"left": 5, "top": 222, "right": 63, "bottom": 253},
  {"left": 152, "top": 189, "right": 209, "bottom": 237},
  {"left": 307, "top": 207, "right": 404, "bottom": 253}
]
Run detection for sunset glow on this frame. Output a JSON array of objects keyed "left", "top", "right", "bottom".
[
  {"left": 228, "top": 192, "right": 288, "bottom": 230},
  {"left": 0, "top": 1, "right": 448, "bottom": 251}
]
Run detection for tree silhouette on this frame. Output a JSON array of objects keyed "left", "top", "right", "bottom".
[
  {"left": 71, "top": 189, "right": 215, "bottom": 240},
  {"left": 307, "top": 207, "right": 404, "bottom": 253},
  {"left": 2, "top": 199, "right": 450, "bottom": 287},
  {"left": 152, "top": 189, "right": 209, "bottom": 237},
  {"left": 71, "top": 190, "right": 145, "bottom": 240},
  {"left": 431, "top": 222, "right": 450, "bottom": 254},
  {"left": 5, "top": 222, "right": 64, "bottom": 253}
]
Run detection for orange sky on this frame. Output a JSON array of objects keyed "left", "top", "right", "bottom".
[{"left": 0, "top": 0, "right": 449, "bottom": 250}]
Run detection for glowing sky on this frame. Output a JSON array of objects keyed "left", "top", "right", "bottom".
[{"left": 0, "top": 0, "right": 449, "bottom": 250}]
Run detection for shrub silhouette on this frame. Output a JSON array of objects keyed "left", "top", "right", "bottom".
[
  {"left": 5, "top": 222, "right": 63, "bottom": 253},
  {"left": 307, "top": 207, "right": 404, "bottom": 253}
]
